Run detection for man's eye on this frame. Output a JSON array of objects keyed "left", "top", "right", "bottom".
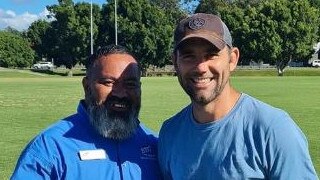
[
  {"left": 100, "top": 80, "right": 114, "bottom": 86},
  {"left": 125, "top": 81, "right": 140, "bottom": 89},
  {"left": 180, "top": 54, "right": 195, "bottom": 62},
  {"left": 207, "top": 53, "right": 218, "bottom": 58}
]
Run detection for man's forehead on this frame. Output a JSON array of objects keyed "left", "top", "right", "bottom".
[
  {"left": 178, "top": 38, "right": 220, "bottom": 53},
  {"left": 92, "top": 54, "right": 139, "bottom": 79},
  {"left": 94, "top": 54, "right": 137, "bottom": 69},
  {"left": 98, "top": 53, "right": 136, "bottom": 64}
]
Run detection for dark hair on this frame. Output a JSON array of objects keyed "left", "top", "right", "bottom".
[{"left": 85, "top": 44, "right": 137, "bottom": 75}]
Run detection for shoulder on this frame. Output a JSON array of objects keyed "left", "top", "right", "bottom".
[
  {"left": 23, "top": 115, "right": 76, "bottom": 153},
  {"left": 163, "top": 105, "right": 191, "bottom": 126},
  {"left": 160, "top": 105, "right": 191, "bottom": 135},
  {"left": 234, "top": 94, "right": 307, "bottom": 150},
  {"left": 233, "top": 94, "right": 316, "bottom": 177},
  {"left": 135, "top": 122, "right": 159, "bottom": 145},
  {"left": 139, "top": 122, "right": 158, "bottom": 136},
  {"left": 11, "top": 115, "right": 78, "bottom": 179},
  {"left": 40, "top": 113, "right": 80, "bottom": 139},
  {"left": 240, "top": 94, "right": 307, "bottom": 149},
  {"left": 239, "top": 94, "right": 292, "bottom": 126},
  {"left": 240, "top": 94, "right": 284, "bottom": 114},
  {"left": 18, "top": 110, "right": 86, "bottom": 161}
]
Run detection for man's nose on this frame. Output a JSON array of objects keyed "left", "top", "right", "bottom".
[
  {"left": 194, "top": 59, "right": 208, "bottom": 73},
  {"left": 111, "top": 84, "right": 127, "bottom": 98}
]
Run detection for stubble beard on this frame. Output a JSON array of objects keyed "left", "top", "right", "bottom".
[
  {"left": 86, "top": 93, "right": 140, "bottom": 141},
  {"left": 177, "top": 72, "right": 228, "bottom": 106}
]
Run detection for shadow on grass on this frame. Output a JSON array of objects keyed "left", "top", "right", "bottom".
[{"left": 31, "top": 69, "right": 86, "bottom": 76}]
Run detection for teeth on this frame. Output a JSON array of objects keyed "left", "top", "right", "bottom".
[
  {"left": 193, "top": 78, "right": 211, "bottom": 83},
  {"left": 113, "top": 103, "right": 126, "bottom": 108}
]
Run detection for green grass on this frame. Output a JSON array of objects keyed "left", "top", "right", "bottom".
[
  {"left": 0, "top": 69, "right": 49, "bottom": 78},
  {"left": 233, "top": 67, "right": 320, "bottom": 76},
  {"left": 0, "top": 74, "right": 319, "bottom": 179}
]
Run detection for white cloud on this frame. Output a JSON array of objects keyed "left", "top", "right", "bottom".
[{"left": 0, "top": 8, "right": 50, "bottom": 31}]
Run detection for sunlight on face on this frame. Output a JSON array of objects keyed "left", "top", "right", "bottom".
[
  {"left": 175, "top": 39, "right": 232, "bottom": 105},
  {"left": 85, "top": 54, "right": 141, "bottom": 140}
]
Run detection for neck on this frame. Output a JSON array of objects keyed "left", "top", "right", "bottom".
[{"left": 192, "top": 86, "right": 240, "bottom": 124}]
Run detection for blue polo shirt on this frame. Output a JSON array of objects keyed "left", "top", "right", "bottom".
[{"left": 11, "top": 101, "right": 161, "bottom": 180}]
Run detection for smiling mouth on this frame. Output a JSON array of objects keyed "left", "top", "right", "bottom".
[
  {"left": 109, "top": 102, "right": 129, "bottom": 111},
  {"left": 191, "top": 77, "right": 212, "bottom": 83},
  {"left": 188, "top": 76, "right": 215, "bottom": 89}
]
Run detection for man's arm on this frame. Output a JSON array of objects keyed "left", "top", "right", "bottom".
[
  {"left": 265, "top": 115, "right": 318, "bottom": 179},
  {"left": 11, "top": 139, "right": 57, "bottom": 180}
]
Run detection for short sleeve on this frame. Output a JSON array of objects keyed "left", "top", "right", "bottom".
[{"left": 265, "top": 114, "right": 317, "bottom": 179}]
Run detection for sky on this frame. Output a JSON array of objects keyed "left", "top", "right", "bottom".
[{"left": 0, "top": 0, "right": 106, "bottom": 31}]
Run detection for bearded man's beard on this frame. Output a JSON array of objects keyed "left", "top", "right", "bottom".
[{"left": 87, "top": 96, "right": 140, "bottom": 141}]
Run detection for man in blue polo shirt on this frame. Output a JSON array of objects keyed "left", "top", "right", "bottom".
[{"left": 11, "top": 45, "right": 161, "bottom": 179}]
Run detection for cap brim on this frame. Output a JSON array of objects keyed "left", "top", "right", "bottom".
[{"left": 175, "top": 32, "right": 226, "bottom": 51}]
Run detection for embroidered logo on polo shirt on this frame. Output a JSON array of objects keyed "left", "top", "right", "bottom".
[
  {"left": 140, "top": 145, "right": 156, "bottom": 160},
  {"left": 189, "top": 18, "right": 205, "bottom": 30}
]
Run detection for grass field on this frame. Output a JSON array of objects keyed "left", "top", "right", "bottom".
[{"left": 0, "top": 70, "right": 319, "bottom": 178}]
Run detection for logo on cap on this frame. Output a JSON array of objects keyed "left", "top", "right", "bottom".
[{"left": 188, "top": 18, "right": 205, "bottom": 30}]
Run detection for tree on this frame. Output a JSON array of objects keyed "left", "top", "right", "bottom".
[
  {"left": 196, "top": 0, "right": 259, "bottom": 66},
  {"left": 151, "top": 0, "right": 187, "bottom": 23},
  {"left": 195, "top": 0, "right": 229, "bottom": 15},
  {"left": 73, "top": 2, "right": 101, "bottom": 65},
  {"left": 287, "top": 0, "right": 319, "bottom": 65},
  {"left": 196, "top": 0, "right": 319, "bottom": 75},
  {"left": 308, "top": 0, "right": 320, "bottom": 59},
  {"left": 223, "top": 5, "right": 264, "bottom": 66},
  {"left": 98, "top": 0, "right": 180, "bottom": 74},
  {"left": 309, "top": 0, "right": 320, "bottom": 8},
  {"left": 258, "top": 0, "right": 319, "bottom": 75},
  {"left": 0, "top": 31, "right": 35, "bottom": 68},
  {"left": 46, "top": 0, "right": 78, "bottom": 70},
  {"left": 46, "top": 0, "right": 101, "bottom": 75},
  {"left": 241, "top": 2, "right": 282, "bottom": 67},
  {"left": 26, "top": 20, "right": 51, "bottom": 62},
  {"left": 4, "top": 26, "right": 23, "bottom": 36},
  {"left": 195, "top": 0, "right": 265, "bottom": 65}
]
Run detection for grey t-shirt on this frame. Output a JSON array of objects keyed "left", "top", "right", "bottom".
[{"left": 158, "top": 93, "right": 317, "bottom": 179}]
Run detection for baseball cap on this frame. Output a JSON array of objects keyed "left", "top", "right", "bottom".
[{"left": 174, "top": 13, "right": 233, "bottom": 51}]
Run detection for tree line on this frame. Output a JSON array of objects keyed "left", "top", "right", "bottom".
[{"left": 1, "top": 0, "right": 320, "bottom": 76}]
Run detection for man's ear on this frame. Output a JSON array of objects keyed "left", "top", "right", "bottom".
[
  {"left": 82, "top": 76, "right": 89, "bottom": 95},
  {"left": 172, "top": 52, "right": 178, "bottom": 71},
  {"left": 229, "top": 47, "right": 240, "bottom": 72}
]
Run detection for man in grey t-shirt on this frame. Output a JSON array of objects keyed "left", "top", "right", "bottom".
[{"left": 158, "top": 13, "right": 318, "bottom": 179}]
